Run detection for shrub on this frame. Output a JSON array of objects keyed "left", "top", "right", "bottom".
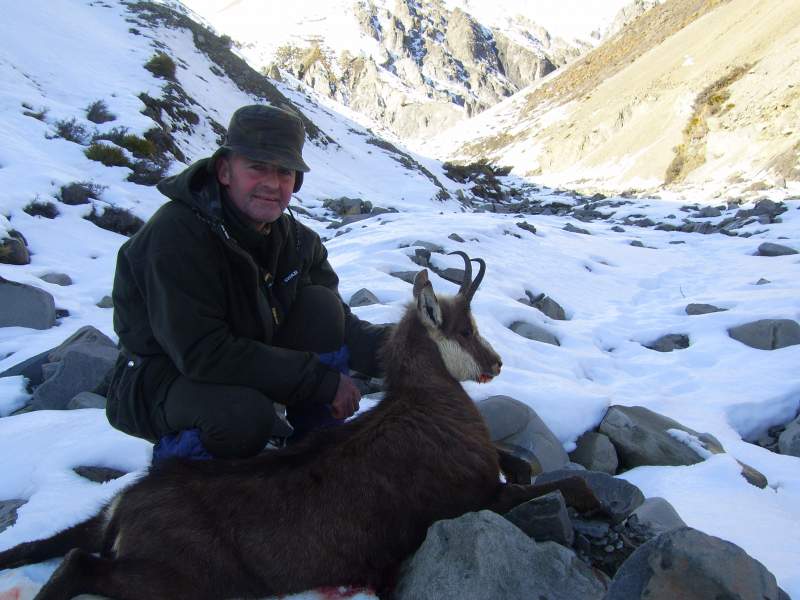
[
  {"left": 59, "top": 181, "right": 106, "bottom": 205},
  {"left": 84, "top": 142, "right": 132, "bottom": 168},
  {"left": 53, "top": 118, "right": 90, "bottom": 144},
  {"left": 85, "top": 206, "right": 144, "bottom": 237},
  {"left": 144, "top": 52, "right": 176, "bottom": 79},
  {"left": 85, "top": 100, "right": 116, "bottom": 124},
  {"left": 127, "top": 159, "right": 169, "bottom": 186},
  {"left": 23, "top": 200, "right": 60, "bottom": 219},
  {"left": 94, "top": 127, "right": 156, "bottom": 158}
]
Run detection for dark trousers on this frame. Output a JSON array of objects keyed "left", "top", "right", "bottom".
[{"left": 157, "top": 285, "right": 345, "bottom": 459}]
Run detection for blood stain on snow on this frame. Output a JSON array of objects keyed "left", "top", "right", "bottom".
[{"left": 0, "top": 588, "right": 21, "bottom": 600}]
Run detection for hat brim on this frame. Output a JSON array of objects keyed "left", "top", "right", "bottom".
[{"left": 222, "top": 144, "right": 310, "bottom": 172}]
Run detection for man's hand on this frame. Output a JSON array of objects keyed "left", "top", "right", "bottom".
[{"left": 330, "top": 374, "right": 361, "bottom": 420}]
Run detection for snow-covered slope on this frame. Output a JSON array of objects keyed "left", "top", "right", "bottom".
[{"left": 0, "top": 1, "right": 799, "bottom": 598}]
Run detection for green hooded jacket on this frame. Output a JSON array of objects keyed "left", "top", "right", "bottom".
[{"left": 106, "top": 158, "right": 387, "bottom": 441}]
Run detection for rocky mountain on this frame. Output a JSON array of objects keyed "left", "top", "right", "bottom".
[
  {"left": 180, "top": 0, "right": 631, "bottom": 141},
  {"left": 426, "top": 0, "right": 800, "bottom": 200}
]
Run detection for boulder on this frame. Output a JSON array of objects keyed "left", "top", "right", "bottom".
[
  {"left": 685, "top": 303, "right": 726, "bottom": 315},
  {"left": 504, "top": 491, "right": 574, "bottom": 546},
  {"left": 394, "top": 511, "right": 606, "bottom": 600},
  {"left": 778, "top": 417, "right": 800, "bottom": 457},
  {"left": 477, "top": 395, "right": 569, "bottom": 475},
  {"left": 67, "top": 391, "right": 108, "bottom": 410},
  {"left": 0, "top": 348, "right": 52, "bottom": 387},
  {"left": 644, "top": 334, "right": 690, "bottom": 352},
  {"left": 525, "top": 292, "right": 567, "bottom": 320},
  {"left": 349, "top": 288, "right": 380, "bottom": 307},
  {"left": 756, "top": 242, "right": 797, "bottom": 256},
  {"left": 389, "top": 271, "right": 418, "bottom": 284},
  {"left": 31, "top": 345, "right": 118, "bottom": 410},
  {"left": 630, "top": 497, "right": 686, "bottom": 536},
  {"left": 569, "top": 432, "right": 619, "bottom": 474},
  {"left": 40, "top": 272, "right": 73, "bottom": 286},
  {"left": 0, "top": 277, "right": 56, "bottom": 330},
  {"left": 0, "top": 230, "right": 30, "bottom": 265},
  {"left": 509, "top": 321, "right": 560, "bottom": 346},
  {"left": 535, "top": 470, "right": 644, "bottom": 523},
  {"left": 606, "top": 527, "right": 785, "bottom": 600},
  {"left": 728, "top": 319, "right": 800, "bottom": 350},
  {"left": 0, "top": 499, "right": 26, "bottom": 535},
  {"left": 599, "top": 405, "right": 721, "bottom": 469}
]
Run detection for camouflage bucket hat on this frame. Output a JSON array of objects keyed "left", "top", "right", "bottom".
[{"left": 218, "top": 104, "right": 310, "bottom": 174}]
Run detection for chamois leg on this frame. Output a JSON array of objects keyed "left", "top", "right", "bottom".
[
  {"left": 34, "top": 549, "right": 203, "bottom": 600},
  {"left": 0, "top": 514, "right": 103, "bottom": 571},
  {"left": 487, "top": 479, "right": 601, "bottom": 515}
]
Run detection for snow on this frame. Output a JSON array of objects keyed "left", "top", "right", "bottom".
[{"left": 1, "top": 0, "right": 799, "bottom": 598}]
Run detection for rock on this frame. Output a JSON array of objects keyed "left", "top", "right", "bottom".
[
  {"left": 611, "top": 226, "right": 626, "bottom": 232},
  {"left": 516, "top": 221, "right": 536, "bottom": 235},
  {"left": 389, "top": 271, "right": 418, "bottom": 284},
  {"left": 349, "top": 288, "right": 380, "bottom": 307},
  {"left": 96, "top": 295, "right": 114, "bottom": 308},
  {"left": 599, "top": 405, "right": 722, "bottom": 469},
  {"left": 644, "top": 334, "right": 690, "bottom": 352},
  {"left": 477, "top": 395, "right": 569, "bottom": 475},
  {"left": 40, "top": 272, "right": 73, "bottom": 286},
  {"left": 738, "top": 461, "right": 768, "bottom": 489},
  {"left": 0, "top": 277, "right": 56, "bottom": 329},
  {"left": 525, "top": 292, "right": 567, "bottom": 320},
  {"left": 0, "top": 230, "right": 30, "bottom": 265},
  {"left": 67, "top": 391, "right": 108, "bottom": 410},
  {"left": 685, "top": 303, "right": 726, "bottom": 315},
  {"left": 755, "top": 278, "right": 771, "bottom": 285},
  {"left": 447, "top": 233, "right": 465, "bottom": 243},
  {"left": 434, "top": 267, "right": 466, "bottom": 285},
  {"left": 394, "top": 511, "right": 606, "bottom": 600},
  {"left": 0, "top": 499, "right": 26, "bottom": 535},
  {"left": 728, "top": 319, "right": 800, "bottom": 350},
  {"left": 535, "top": 470, "right": 645, "bottom": 523},
  {"left": 73, "top": 466, "right": 127, "bottom": 483},
  {"left": 509, "top": 321, "right": 560, "bottom": 346},
  {"left": 504, "top": 491, "right": 575, "bottom": 546},
  {"left": 630, "top": 497, "right": 686, "bottom": 536},
  {"left": 0, "top": 348, "right": 52, "bottom": 387},
  {"left": 757, "top": 242, "right": 798, "bottom": 256},
  {"left": 323, "top": 196, "right": 371, "bottom": 216},
  {"left": 411, "top": 240, "right": 444, "bottom": 254},
  {"left": 49, "top": 326, "right": 116, "bottom": 362},
  {"left": 629, "top": 240, "right": 645, "bottom": 247},
  {"left": 606, "top": 527, "right": 785, "bottom": 600},
  {"left": 570, "top": 432, "right": 619, "bottom": 474},
  {"left": 410, "top": 248, "right": 430, "bottom": 268},
  {"left": 692, "top": 206, "right": 722, "bottom": 218},
  {"left": 778, "top": 417, "right": 800, "bottom": 457},
  {"left": 564, "top": 222, "right": 591, "bottom": 235}
]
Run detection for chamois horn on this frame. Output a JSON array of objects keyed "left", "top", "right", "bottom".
[{"left": 448, "top": 251, "right": 486, "bottom": 303}]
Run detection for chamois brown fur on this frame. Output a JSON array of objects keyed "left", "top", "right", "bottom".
[{"left": 0, "top": 264, "right": 593, "bottom": 600}]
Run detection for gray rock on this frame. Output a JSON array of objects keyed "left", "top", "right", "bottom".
[
  {"left": 606, "top": 527, "right": 784, "bottom": 600},
  {"left": 757, "top": 242, "right": 798, "bottom": 256},
  {"left": 509, "top": 321, "right": 560, "bottom": 346},
  {"left": 477, "top": 395, "right": 569, "bottom": 475},
  {"left": 504, "top": 491, "right": 575, "bottom": 546},
  {"left": 0, "top": 348, "right": 52, "bottom": 386},
  {"left": 411, "top": 240, "right": 444, "bottom": 254},
  {"left": 73, "top": 466, "right": 127, "bottom": 483},
  {"left": 0, "top": 499, "right": 26, "bottom": 535},
  {"left": 564, "top": 222, "right": 591, "bottom": 235},
  {"left": 630, "top": 497, "right": 686, "bottom": 536},
  {"left": 394, "top": 511, "right": 606, "bottom": 600},
  {"left": 778, "top": 417, "right": 800, "bottom": 457},
  {"left": 30, "top": 344, "right": 118, "bottom": 411},
  {"left": 0, "top": 231, "right": 30, "bottom": 265},
  {"left": 67, "top": 391, "right": 108, "bottom": 410},
  {"left": 525, "top": 292, "right": 567, "bottom": 320},
  {"left": 40, "top": 272, "right": 73, "bottom": 286},
  {"left": 447, "top": 233, "right": 465, "bottom": 243},
  {"left": 0, "top": 277, "right": 56, "bottom": 330},
  {"left": 692, "top": 206, "right": 722, "bottom": 218},
  {"left": 611, "top": 226, "right": 626, "bottom": 232},
  {"left": 390, "top": 271, "right": 418, "bottom": 284},
  {"left": 348, "top": 288, "right": 380, "bottom": 307},
  {"left": 434, "top": 267, "right": 466, "bottom": 285},
  {"left": 629, "top": 240, "right": 645, "bottom": 247},
  {"left": 410, "top": 248, "right": 430, "bottom": 268},
  {"left": 644, "top": 334, "right": 690, "bottom": 352},
  {"left": 96, "top": 295, "right": 114, "bottom": 308},
  {"left": 685, "top": 303, "right": 726, "bottom": 315},
  {"left": 535, "top": 469, "right": 645, "bottom": 523},
  {"left": 755, "top": 278, "right": 771, "bottom": 285},
  {"left": 728, "top": 319, "right": 800, "bottom": 350},
  {"left": 322, "top": 196, "right": 371, "bottom": 216},
  {"left": 599, "top": 405, "right": 722, "bottom": 469},
  {"left": 569, "top": 432, "right": 619, "bottom": 474},
  {"left": 49, "top": 325, "right": 116, "bottom": 362},
  {"left": 516, "top": 221, "right": 537, "bottom": 235}
]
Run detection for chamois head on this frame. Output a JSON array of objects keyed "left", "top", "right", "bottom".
[{"left": 412, "top": 251, "right": 502, "bottom": 383}]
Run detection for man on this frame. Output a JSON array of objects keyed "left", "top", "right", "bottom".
[{"left": 106, "top": 104, "right": 389, "bottom": 460}]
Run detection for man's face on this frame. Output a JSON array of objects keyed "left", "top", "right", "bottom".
[{"left": 216, "top": 153, "right": 296, "bottom": 226}]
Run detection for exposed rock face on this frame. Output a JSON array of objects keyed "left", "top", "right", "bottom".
[
  {"left": 0, "top": 277, "right": 56, "bottom": 330},
  {"left": 728, "top": 319, "right": 800, "bottom": 350}
]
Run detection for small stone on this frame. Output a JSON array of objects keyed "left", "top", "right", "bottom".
[
  {"left": 778, "top": 418, "right": 800, "bottom": 457},
  {"left": 756, "top": 242, "right": 798, "bottom": 256},
  {"left": 40, "top": 272, "right": 73, "bottom": 286},
  {"left": 96, "top": 295, "right": 114, "bottom": 308},
  {"left": 755, "top": 278, "right": 771, "bottom": 285},
  {"left": 389, "top": 271, "right": 418, "bottom": 284},
  {"left": 411, "top": 240, "right": 444, "bottom": 254},
  {"left": 630, "top": 497, "right": 686, "bottom": 536},
  {"left": 525, "top": 292, "right": 567, "bottom": 321},
  {"left": 685, "top": 303, "right": 726, "bottom": 315},
  {"left": 504, "top": 491, "right": 575, "bottom": 546},
  {"left": 349, "top": 288, "right": 380, "bottom": 307},
  {"left": 73, "top": 466, "right": 127, "bottom": 483},
  {"left": 509, "top": 321, "right": 560, "bottom": 346},
  {"left": 564, "top": 223, "right": 591, "bottom": 235},
  {"left": 611, "top": 226, "right": 625, "bottom": 232},
  {"left": 644, "top": 334, "right": 690, "bottom": 352},
  {"left": 0, "top": 499, "right": 26, "bottom": 534},
  {"left": 629, "top": 240, "right": 645, "bottom": 247},
  {"left": 569, "top": 432, "right": 619, "bottom": 474},
  {"left": 516, "top": 221, "right": 537, "bottom": 235},
  {"left": 447, "top": 233, "right": 465, "bottom": 243},
  {"left": 728, "top": 319, "right": 800, "bottom": 350}
]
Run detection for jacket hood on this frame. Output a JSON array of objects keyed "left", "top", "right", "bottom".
[{"left": 156, "top": 157, "right": 223, "bottom": 223}]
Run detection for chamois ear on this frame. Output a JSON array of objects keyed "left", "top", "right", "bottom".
[{"left": 413, "top": 270, "right": 442, "bottom": 328}]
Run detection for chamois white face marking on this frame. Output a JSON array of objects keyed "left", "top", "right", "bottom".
[{"left": 430, "top": 313, "right": 492, "bottom": 382}]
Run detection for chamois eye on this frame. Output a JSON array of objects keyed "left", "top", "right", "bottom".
[{"left": 460, "top": 328, "right": 472, "bottom": 338}]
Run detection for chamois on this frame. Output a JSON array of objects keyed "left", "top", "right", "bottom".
[{"left": 0, "top": 252, "right": 596, "bottom": 600}]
